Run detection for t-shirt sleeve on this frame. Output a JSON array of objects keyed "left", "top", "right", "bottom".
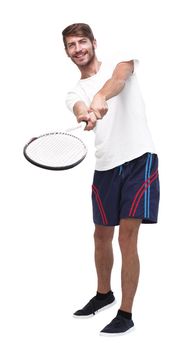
[
  {"left": 66, "top": 90, "right": 82, "bottom": 113},
  {"left": 117, "top": 57, "right": 139, "bottom": 74},
  {"left": 101, "top": 46, "right": 140, "bottom": 74},
  {"left": 114, "top": 48, "right": 140, "bottom": 73}
]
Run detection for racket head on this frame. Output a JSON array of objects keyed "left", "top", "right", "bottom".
[{"left": 23, "top": 132, "right": 87, "bottom": 170}]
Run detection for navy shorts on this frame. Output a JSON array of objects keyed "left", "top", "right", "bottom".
[{"left": 92, "top": 153, "right": 160, "bottom": 226}]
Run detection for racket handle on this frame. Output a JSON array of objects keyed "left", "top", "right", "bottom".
[
  {"left": 65, "top": 121, "right": 87, "bottom": 133},
  {"left": 80, "top": 121, "right": 88, "bottom": 130}
]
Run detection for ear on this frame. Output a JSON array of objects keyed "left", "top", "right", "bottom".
[{"left": 93, "top": 39, "right": 97, "bottom": 49}]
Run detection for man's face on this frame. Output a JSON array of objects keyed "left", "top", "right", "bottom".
[{"left": 65, "top": 35, "right": 96, "bottom": 67}]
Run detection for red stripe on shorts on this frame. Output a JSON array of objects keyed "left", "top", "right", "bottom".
[{"left": 92, "top": 185, "right": 108, "bottom": 225}]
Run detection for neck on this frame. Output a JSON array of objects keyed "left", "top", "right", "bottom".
[{"left": 79, "top": 57, "right": 101, "bottom": 79}]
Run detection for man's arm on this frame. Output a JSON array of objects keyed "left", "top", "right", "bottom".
[
  {"left": 73, "top": 100, "right": 97, "bottom": 130},
  {"left": 90, "top": 60, "right": 134, "bottom": 119}
]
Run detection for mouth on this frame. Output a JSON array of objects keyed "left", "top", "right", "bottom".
[{"left": 74, "top": 52, "right": 87, "bottom": 59}]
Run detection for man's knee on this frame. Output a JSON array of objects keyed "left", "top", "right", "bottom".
[
  {"left": 94, "top": 225, "right": 114, "bottom": 243},
  {"left": 118, "top": 219, "right": 141, "bottom": 248}
]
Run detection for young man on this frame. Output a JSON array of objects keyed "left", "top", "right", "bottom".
[{"left": 62, "top": 23, "right": 160, "bottom": 336}]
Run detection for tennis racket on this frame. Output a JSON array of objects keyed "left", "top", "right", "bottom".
[{"left": 23, "top": 122, "right": 87, "bottom": 170}]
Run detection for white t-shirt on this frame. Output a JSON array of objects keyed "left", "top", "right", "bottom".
[{"left": 66, "top": 56, "right": 156, "bottom": 171}]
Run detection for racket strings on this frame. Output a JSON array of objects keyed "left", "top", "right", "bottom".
[
  {"left": 31, "top": 135, "right": 78, "bottom": 158},
  {"left": 25, "top": 133, "right": 87, "bottom": 168}
]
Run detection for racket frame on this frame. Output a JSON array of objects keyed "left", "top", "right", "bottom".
[{"left": 23, "top": 131, "right": 87, "bottom": 171}]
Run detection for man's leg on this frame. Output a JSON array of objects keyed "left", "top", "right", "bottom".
[
  {"left": 73, "top": 224, "right": 115, "bottom": 317},
  {"left": 100, "top": 218, "right": 140, "bottom": 335},
  {"left": 118, "top": 218, "right": 141, "bottom": 312},
  {"left": 94, "top": 224, "right": 115, "bottom": 293}
]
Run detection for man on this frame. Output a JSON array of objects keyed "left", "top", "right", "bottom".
[{"left": 62, "top": 23, "right": 160, "bottom": 336}]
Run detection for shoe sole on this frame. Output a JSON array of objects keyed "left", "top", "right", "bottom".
[
  {"left": 99, "top": 325, "right": 135, "bottom": 337},
  {"left": 73, "top": 299, "right": 116, "bottom": 319}
]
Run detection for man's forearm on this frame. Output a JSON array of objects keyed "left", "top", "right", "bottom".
[
  {"left": 90, "top": 61, "right": 134, "bottom": 118},
  {"left": 73, "top": 101, "right": 89, "bottom": 121},
  {"left": 96, "top": 78, "right": 126, "bottom": 101},
  {"left": 97, "top": 60, "right": 134, "bottom": 101}
]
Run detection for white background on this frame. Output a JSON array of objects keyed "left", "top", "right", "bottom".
[{"left": 0, "top": 0, "right": 195, "bottom": 349}]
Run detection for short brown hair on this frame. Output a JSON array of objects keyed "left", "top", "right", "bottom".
[{"left": 62, "top": 23, "right": 95, "bottom": 48}]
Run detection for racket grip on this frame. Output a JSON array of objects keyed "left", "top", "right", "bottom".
[{"left": 80, "top": 121, "right": 88, "bottom": 130}]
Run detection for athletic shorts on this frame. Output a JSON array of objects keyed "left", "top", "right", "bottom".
[{"left": 92, "top": 153, "right": 160, "bottom": 226}]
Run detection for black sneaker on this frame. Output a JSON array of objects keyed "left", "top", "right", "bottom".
[
  {"left": 73, "top": 292, "right": 115, "bottom": 318},
  {"left": 100, "top": 312, "right": 134, "bottom": 336}
]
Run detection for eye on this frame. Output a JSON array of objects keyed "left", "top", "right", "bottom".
[{"left": 67, "top": 43, "right": 74, "bottom": 49}]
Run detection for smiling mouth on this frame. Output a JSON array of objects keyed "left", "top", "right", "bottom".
[{"left": 74, "top": 52, "right": 87, "bottom": 59}]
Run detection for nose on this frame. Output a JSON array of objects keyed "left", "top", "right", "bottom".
[{"left": 75, "top": 42, "right": 82, "bottom": 52}]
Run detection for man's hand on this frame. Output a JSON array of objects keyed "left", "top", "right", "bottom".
[
  {"left": 73, "top": 101, "right": 97, "bottom": 130},
  {"left": 90, "top": 93, "right": 108, "bottom": 119},
  {"left": 77, "top": 111, "right": 97, "bottom": 131}
]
